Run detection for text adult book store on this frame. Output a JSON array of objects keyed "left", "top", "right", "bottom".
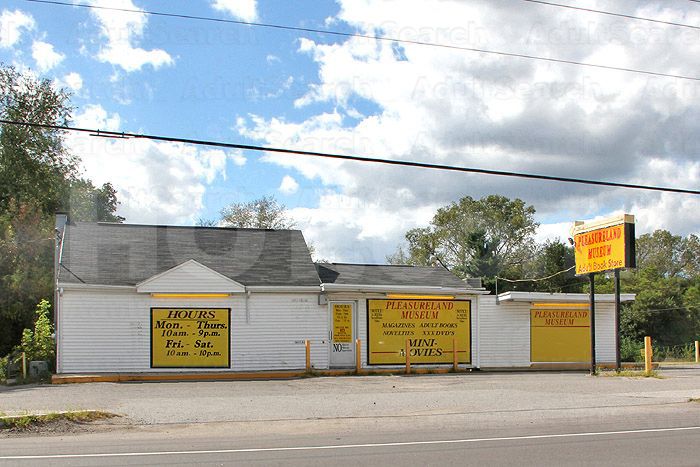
[{"left": 53, "top": 217, "right": 634, "bottom": 377}]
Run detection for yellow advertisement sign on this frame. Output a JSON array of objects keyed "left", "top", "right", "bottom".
[
  {"left": 151, "top": 308, "right": 230, "bottom": 368},
  {"left": 574, "top": 222, "right": 633, "bottom": 275},
  {"left": 367, "top": 299, "right": 470, "bottom": 365},
  {"left": 530, "top": 306, "right": 590, "bottom": 363},
  {"left": 332, "top": 303, "right": 353, "bottom": 344}
]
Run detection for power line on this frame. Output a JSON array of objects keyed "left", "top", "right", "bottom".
[
  {"left": 23, "top": 0, "right": 700, "bottom": 82},
  {"left": 497, "top": 265, "right": 575, "bottom": 283},
  {"left": 522, "top": 0, "right": 700, "bottom": 31},
  {"left": 3, "top": 118, "right": 700, "bottom": 196}
]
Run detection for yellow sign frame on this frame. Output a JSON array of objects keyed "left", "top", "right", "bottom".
[
  {"left": 367, "top": 299, "right": 471, "bottom": 365},
  {"left": 151, "top": 307, "right": 230, "bottom": 368}
]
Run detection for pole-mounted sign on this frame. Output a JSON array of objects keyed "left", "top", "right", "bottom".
[
  {"left": 572, "top": 214, "right": 636, "bottom": 275},
  {"left": 570, "top": 214, "right": 636, "bottom": 374}
]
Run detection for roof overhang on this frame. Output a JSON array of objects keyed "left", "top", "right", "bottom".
[
  {"left": 58, "top": 283, "right": 136, "bottom": 292},
  {"left": 245, "top": 286, "right": 321, "bottom": 293},
  {"left": 497, "top": 291, "right": 636, "bottom": 303},
  {"left": 321, "top": 283, "right": 489, "bottom": 295}
]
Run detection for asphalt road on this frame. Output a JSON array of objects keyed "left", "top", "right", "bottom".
[{"left": 1, "top": 415, "right": 700, "bottom": 466}]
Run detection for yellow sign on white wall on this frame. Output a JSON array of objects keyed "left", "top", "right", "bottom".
[
  {"left": 151, "top": 308, "right": 230, "bottom": 368},
  {"left": 332, "top": 303, "right": 353, "bottom": 344},
  {"left": 367, "top": 299, "right": 470, "bottom": 365},
  {"left": 530, "top": 305, "right": 590, "bottom": 363}
]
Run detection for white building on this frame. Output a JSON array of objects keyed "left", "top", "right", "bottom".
[{"left": 54, "top": 216, "right": 633, "bottom": 377}]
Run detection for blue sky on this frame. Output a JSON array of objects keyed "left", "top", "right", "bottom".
[{"left": 2, "top": 0, "right": 700, "bottom": 262}]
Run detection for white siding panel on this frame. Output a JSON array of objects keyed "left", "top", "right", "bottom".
[
  {"left": 137, "top": 260, "right": 245, "bottom": 293},
  {"left": 595, "top": 303, "right": 616, "bottom": 363},
  {"left": 58, "top": 290, "right": 327, "bottom": 373},
  {"left": 478, "top": 296, "right": 531, "bottom": 368},
  {"left": 233, "top": 294, "right": 328, "bottom": 371},
  {"left": 60, "top": 291, "right": 152, "bottom": 373}
]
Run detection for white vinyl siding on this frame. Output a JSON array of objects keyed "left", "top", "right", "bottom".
[
  {"left": 594, "top": 303, "right": 616, "bottom": 364},
  {"left": 58, "top": 289, "right": 327, "bottom": 373},
  {"left": 136, "top": 260, "right": 245, "bottom": 293},
  {"left": 479, "top": 296, "right": 531, "bottom": 368}
]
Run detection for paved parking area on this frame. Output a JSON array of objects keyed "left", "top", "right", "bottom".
[{"left": 2, "top": 368, "right": 700, "bottom": 425}]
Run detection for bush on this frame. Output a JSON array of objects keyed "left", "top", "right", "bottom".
[
  {"left": 653, "top": 344, "right": 695, "bottom": 362},
  {"left": 620, "top": 337, "right": 643, "bottom": 362},
  {"left": 19, "top": 299, "right": 55, "bottom": 368},
  {"left": 0, "top": 355, "right": 7, "bottom": 382}
]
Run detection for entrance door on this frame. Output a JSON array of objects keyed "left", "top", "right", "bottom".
[{"left": 329, "top": 301, "right": 355, "bottom": 367}]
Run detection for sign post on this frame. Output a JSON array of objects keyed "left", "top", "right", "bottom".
[
  {"left": 614, "top": 269, "right": 621, "bottom": 371},
  {"left": 589, "top": 273, "right": 596, "bottom": 374},
  {"left": 572, "top": 214, "right": 636, "bottom": 374}
]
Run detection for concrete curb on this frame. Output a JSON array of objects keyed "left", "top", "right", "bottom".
[{"left": 51, "top": 367, "right": 472, "bottom": 384}]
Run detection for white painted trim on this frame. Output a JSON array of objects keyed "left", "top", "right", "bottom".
[
  {"left": 136, "top": 259, "right": 245, "bottom": 292},
  {"left": 246, "top": 286, "right": 321, "bottom": 293},
  {"left": 58, "top": 283, "right": 319, "bottom": 293},
  {"left": 497, "top": 291, "right": 636, "bottom": 303},
  {"left": 320, "top": 283, "right": 489, "bottom": 295},
  {"left": 58, "top": 283, "right": 136, "bottom": 292},
  {"left": 571, "top": 214, "right": 635, "bottom": 235}
]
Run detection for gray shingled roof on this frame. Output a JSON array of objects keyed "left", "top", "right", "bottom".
[
  {"left": 316, "top": 263, "right": 468, "bottom": 288},
  {"left": 60, "top": 222, "right": 320, "bottom": 287}
]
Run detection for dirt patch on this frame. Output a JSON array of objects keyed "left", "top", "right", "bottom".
[{"left": 0, "top": 411, "right": 125, "bottom": 437}]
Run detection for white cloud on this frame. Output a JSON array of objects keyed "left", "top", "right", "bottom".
[
  {"left": 0, "top": 9, "right": 35, "bottom": 48},
  {"left": 288, "top": 192, "right": 437, "bottom": 262},
  {"left": 535, "top": 222, "right": 574, "bottom": 245},
  {"left": 235, "top": 0, "right": 700, "bottom": 261},
  {"left": 74, "top": 104, "right": 121, "bottom": 131},
  {"left": 230, "top": 151, "right": 246, "bottom": 166},
  {"left": 31, "top": 40, "right": 65, "bottom": 72},
  {"left": 60, "top": 72, "right": 83, "bottom": 92},
  {"left": 279, "top": 175, "right": 299, "bottom": 195},
  {"left": 66, "top": 105, "right": 233, "bottom": 224},
  {"left": 88, "top": 0, "right": 173, "bottom": 72},
  {"left": 211, "top": 0, "right": 258, "bottom": 22}
]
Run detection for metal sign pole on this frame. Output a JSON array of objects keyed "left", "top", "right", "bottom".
[
  {"left": 614, "top": 269, "right": 621, "bottom": 371},
  {"left": 589, "top": 273, "right": 596, "bottom": 375}
]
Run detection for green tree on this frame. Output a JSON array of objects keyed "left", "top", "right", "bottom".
[
  {"left": 0, "top": 64, "right": 124, "bottom": 355},
  {"left": 0, "top": 64, "right": 76, "bottom": 216},
  {"left": 619, "top": 267, "right": 691, "bottom": 345},
  {"left": 519, "top": 240, "right": 582, "bottom": 293},
  {"left": 388, "top": 195, "right": 538, "bottom": 290},
  {"left": 0, "top": 203, "right": 54, "bottom": 355},
  {"left": 219, "top": 195, "right": 296, "bottom": 229},
  {"left": 635, "top": 230, "right": 700, "bottom": 278},
  {"left": 68, "top": 179, "right": 125, "bottom": 223},
  {"left": 591, "top": 229, "right": 700, "bottom": 347}
]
